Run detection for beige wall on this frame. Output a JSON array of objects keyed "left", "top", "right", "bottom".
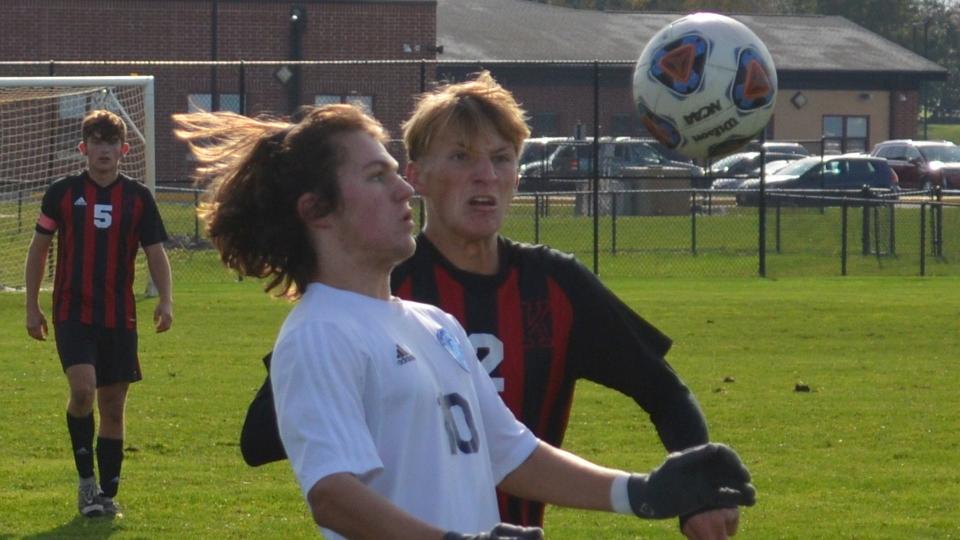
[{"left": 772, "top": 89, "right": 893, "bottom": 152}]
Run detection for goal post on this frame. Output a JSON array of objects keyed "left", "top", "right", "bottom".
[{"left": 0, "top": 75, "right": 155, "bottom": 289}]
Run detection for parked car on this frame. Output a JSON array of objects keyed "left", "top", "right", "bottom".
[
  {"left": 869, "top": 139, "right": 960, "bottom": 190},
  {"left": 736, "top": 155, "right": 899, "bottom": 206},
  {"left": 519, "top": 136, "right": 567, "bottom": 168},
  {"left": 742, "top": 140, "right": 811, "bottom": 156},
  {"left": 518, "top": 137, "right": 703, "bottom": 191},
  {"left": 709, "top": 151, "right": 807, "bottom": 190}
]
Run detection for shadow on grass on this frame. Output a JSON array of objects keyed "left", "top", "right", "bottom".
[{"left": 21, "top": 514, "right": 123, "bottom": 539}]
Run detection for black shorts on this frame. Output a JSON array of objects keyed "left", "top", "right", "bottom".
[{"left": 54, "top": 321, "right": 142, "bottom": 387}]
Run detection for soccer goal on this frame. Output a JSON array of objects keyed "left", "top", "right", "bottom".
[{"left": 0, "top": 76, "right": 155, "bottom": 289}]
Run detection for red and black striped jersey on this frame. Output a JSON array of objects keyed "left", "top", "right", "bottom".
[
  {"left": 391, "top": 234, "right": 708, "bottom": 527},
  {"left": 36, "top": 171, "right": 168, "bottom": 330}
]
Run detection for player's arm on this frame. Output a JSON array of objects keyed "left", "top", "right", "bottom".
[
  {"left": 306, "top": 472, "right": 447, "bottom": 540},
  {"left": 498, "top": 441, "right": 755, "bottom": 520},
  {"left": 565, "top": 266, "right": 741, "bottom": 537},
  {"left": 567, "top": 265, "right": 708, "bottom": 451},
  {"left": 24, "top": 231, "right": 53, "bottom": 340},
  {"left": 308, "top": 474, "right": 543, "bottom": 540},
  {"left": 143, "top": 242, "right": 173, "bottom": 332},
  {"left": 498, "top": 441, "right": 622, "bottom": 510}
]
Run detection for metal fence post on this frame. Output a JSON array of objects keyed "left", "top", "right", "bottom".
[
  {"left": 841, "top": 202, "right": 848, "bottom": 276},
  {"left": 861, "top": 187, "right": 871, "bottom": 255},
  {"left": 690, "top": 190, "right": 697, "bottom": 256},
  {"left": 591, "top": 60, "right": 600, "bottom": 275},
  {"left": 873, "top": 205, "right": 881, "bottom": 258},
  {"left": 758, "top": 169, "right": 767, "bottom": 278},
  {"left": 889, "top": 203, "right": 896, "bottom": 256},
  {"left": 534, "top": 193, "right": 541, "bottom": 245},
  {"left": 920, "top": 203, "right": 927, "bottom": 276},
  {"left": 934, "top": 186, "right": 943, "bottom": 256},
  {"left": 611, "top": 191, "right": 618, "bottom": 255}
]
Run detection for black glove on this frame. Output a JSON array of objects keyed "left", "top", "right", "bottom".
[
  {"left": 627, "top": 442, "right": 756, "bottom": 519},
  {"left": 443, "top": 523, "right": 545, "bottom": 540}
]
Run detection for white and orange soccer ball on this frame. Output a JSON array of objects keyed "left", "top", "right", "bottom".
[{"left": 633, "top": 13, "right": 777, "bottom": 161}]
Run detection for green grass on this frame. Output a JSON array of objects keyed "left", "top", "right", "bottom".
[
  {"left": 926, "top": 123, "right": 960, "bottom": 144},
  {"left": 2, "top": 274, "right": 959, "bottom": 538}
]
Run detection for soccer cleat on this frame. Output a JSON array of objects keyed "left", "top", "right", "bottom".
[
  {"left": 95, "top": 493, "right": 123, "bottom": 518},
  {"left": 77, "top": 477, "right": 104, "bottom": 517}
]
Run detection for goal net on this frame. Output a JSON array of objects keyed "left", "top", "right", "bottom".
[{"left": 0, "top": 76, "right": 155, "bottom": 289}]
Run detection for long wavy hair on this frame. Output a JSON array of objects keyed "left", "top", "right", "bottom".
[{"left": 173, "top": 104, "right": 388, "bottom": 298}]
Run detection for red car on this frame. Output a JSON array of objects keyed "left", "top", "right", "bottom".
[{"left": 870, "top": 139, "right": 960, "bottom": 190}]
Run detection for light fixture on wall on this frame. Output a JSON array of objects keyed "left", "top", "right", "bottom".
[
  {"left": 896, "top": 92, "right": 907, "bottom": 103},
  {"left": 790, "top": 91, "right": 807, "bottom": 110},
  {"left": 290, "top": 6, "right": 305, "bottom": 24},
  {"left": 858, "top": 92, "right": 872, "bottom": 101}
]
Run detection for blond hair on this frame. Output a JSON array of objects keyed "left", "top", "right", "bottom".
[{"left": 402, "top": 71, "right": 530, "bottom": 162}]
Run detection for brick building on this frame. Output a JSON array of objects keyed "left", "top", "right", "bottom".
[{"left": 0, "top": 0, "right": 436, "bottom": 183}]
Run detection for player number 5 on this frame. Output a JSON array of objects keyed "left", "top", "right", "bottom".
[{"left": 93, "top": 204, "right": 113, "bottom": 229}]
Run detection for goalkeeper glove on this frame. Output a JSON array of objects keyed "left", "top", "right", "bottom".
[
  {"left": 443, "top": 523, "right": 545, "bottom": 540},
  {"left": 626, "top": 442, "right": 756, "bottom": 519}
]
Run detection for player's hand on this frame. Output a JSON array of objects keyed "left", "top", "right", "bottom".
[
  {"left": 154, "top": 300, "right": 173, "bottom": 333},
  {"left": 627, "top": 443, "right": 755, "bottom": 520},
  {"left": 444, "top": 523, "right": 544, "bottom": 540},
  {"left": 26, "top": 306, "right": 48, "bottom": 341},
  {"left": 682, "top": 507, "right": 741, "bottom": 539}
]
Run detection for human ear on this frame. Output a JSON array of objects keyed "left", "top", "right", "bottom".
[
  {"left": 78, "top": 141, "right": 87, "bottom": 155},
  {"left": 296, "top": 192, "right": 331, "bottom": 230},
  {"left": 121, "top": 142, "right": 130, "bottom": 155}
]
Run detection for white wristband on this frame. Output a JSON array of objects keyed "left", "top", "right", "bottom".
[{"left": 610, "top": 473, "right": 633, "bottom": 515}]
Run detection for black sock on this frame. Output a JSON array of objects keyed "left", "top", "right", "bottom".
[
  {"left": 66, "top": 412, "right": 95, "bottom": 479},
  {"left": 96, "top": 436, "right": 124, "bottom": 497}
]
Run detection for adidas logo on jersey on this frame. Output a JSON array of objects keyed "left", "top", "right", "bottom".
[
  {"left": 396, "top": 344, "right": 416, "bottom": 366},
  {"left": 74, "top": 196, "right": 87, "bottom": 207}
]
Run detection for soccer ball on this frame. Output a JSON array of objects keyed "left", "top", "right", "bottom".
[{"left": 633, "top": 13, "right": 777, "bottom": 161}]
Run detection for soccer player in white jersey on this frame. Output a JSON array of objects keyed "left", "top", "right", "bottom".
[{"left": 174, "top": 104, "right": 755, "bottom": 539}]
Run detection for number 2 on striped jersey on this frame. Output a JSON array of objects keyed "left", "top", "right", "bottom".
[{"left": 469, "top": 333, "right": 504, "bottom": 392}]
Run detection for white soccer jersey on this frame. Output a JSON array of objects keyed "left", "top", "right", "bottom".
[{"left": 271, "top": 283, "right": 539, "bottom": 539}]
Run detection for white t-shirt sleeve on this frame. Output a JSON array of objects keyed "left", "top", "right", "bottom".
[{"left": 271, "top": 321, "right": 383, "bottom": 499}]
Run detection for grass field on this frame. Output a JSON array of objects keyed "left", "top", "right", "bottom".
[{"left": 2, "top": 274, "right": 958, "bottom": 539}]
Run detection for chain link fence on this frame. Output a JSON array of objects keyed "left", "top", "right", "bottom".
[
  {"left": 1, "top": 59, "right": 956, "bottom": 288},
  {"left": 153, "top": 181, "right": 959, "bottom": 287}
]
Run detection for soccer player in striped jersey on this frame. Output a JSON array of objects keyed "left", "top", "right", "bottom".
[
  {"left": 24, "top": 110, "right": 173, "bottom": 518},
  {"left": 396, "top": 72, "right": 742, "bottom": 539},
  {"left": 178, "top": 104, "right": 753, "bottom": 540}
]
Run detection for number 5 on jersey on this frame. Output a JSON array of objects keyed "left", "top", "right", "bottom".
[{"left": 93, "top": 204, "right": 113, "bottom": 228}]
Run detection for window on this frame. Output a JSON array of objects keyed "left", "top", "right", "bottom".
[
  {"left": 823, "top": 115, "right": 868, "bottom": 155},
  {"left": 875, "top": 144, "right": 905, "bottom": 160},
  {"left": 315, "top": 94, "right": 374, "bottom": 113},
  {"left": 530, "top": 113, "right": 558, "bottom": 137},
  {"left": 345, "top": 95, "right": 373, "bottom": 112},
  {"left": 187, "top": 93, "right": 241, "bottom": 113},
  {"left": 315, "top": 94, "right": 340, "bottom": 106}
]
